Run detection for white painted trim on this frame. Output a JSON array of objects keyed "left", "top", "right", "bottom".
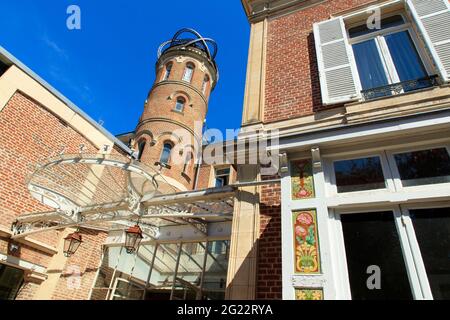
[
  {"left": 0, "top": 253, "right": 47, "bottom": 274},
  {"left": 270, "top": 109, "right": 450, "bottom": 153},
  {"left": 325, "top": 152, "right": 395, "bottom": 198},
  {"left": 313, "top": 17, "right": 361, "bottom": 105},
  {"left": 0, "top": 226, "right": 58, "bottom": 255},
  {"left": 397, "top": 206, "right": 433, "bottom": 299},
  {"left": 155, "top": 174, "right": 188, "bottom": 192},
  {"left": 392, "top": 207, "right": 423, "bottom": 299},
  {"left": 282, "top": 135, "right": 450, "bottom": 300},
  {"left": 406, "top": 0, "right": 450, "bottom": 81},
  {"left": 349, "top": 19, "right": 434, "bottom": 93},
  {"left": 280, "top": 169, "right": 293, "bottom": 300},
  {"left": 341, "top": 0, "right": 403, "bottom": 20},
  {"left": 385, "top": 143, "right": 450, "bottom": 192}
]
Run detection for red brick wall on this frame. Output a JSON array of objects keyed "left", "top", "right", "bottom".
[
  {"left": 264, "top": 0, "right": 374, "bottom": 123},
  {"left": 15, "top": 282, "right": 39, "bottom": 300},
  {"left": 196, "top": 164, "right": 213, "bottom": 189},
  {"left": 0, "top": 90, "right": 123, "bottom": 299},
  {"left": 257, "top": 180, "right": 282, "bottom": 300},
  {"left": 51, "top": 229, "right": 107, "bottom": 300},
  {"left": 0, "top": 91, "right": 99, "bottom": 250}
]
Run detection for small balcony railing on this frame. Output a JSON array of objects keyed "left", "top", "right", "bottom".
[{"left": 361, "top": 75, "right": 439, "bottom": 101}]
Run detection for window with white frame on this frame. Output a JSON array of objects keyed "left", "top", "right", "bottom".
[
  {"left": 408, "top": 207, "right": 450, "bottom": 300},
  {"left": 336, "top": 204, "right": 450, "bottom": 300},
  {"left": 182, "top": 63, "right": 195, "bottom": 83},
  {"left": 162, "top": 62, "right": 172, "bottom": 81},
  {"left": 348, "top": 14, "right": 431, "bottom": 99},
  {"left": 312, "top": 0, "right": 450, "bottom": 105},
  {"left": 214, "top": 168, "right": 230, "bottom": 188},
  {"left": 333, "top": 156, "right": 386, "bottom": 193},
  {"left": 322, "top": 144, "right": 450, "bottom": 299},
  {"left": 393, "top": 147, "right": 450, "bottom": 187},
  {"left": 327, "top": 146, "right": 450, "bottom": 196},
  {"left": 174, "top": 97, "right": 185, "bottom": 112},
  {"left": 340, "top": 210, "right": 413, "bottom": 300},
  {"left": 160, "top": 142, "right": 173, "bottom": 165}
]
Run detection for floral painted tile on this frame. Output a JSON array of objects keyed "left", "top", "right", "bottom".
[
  {"left": 293, "top": 210, "right": 321, "bottom": 274},
  {"left": 291, "top": 159, "right": 315, "bottom": 200},
  {"left": 295, "top": 288, "right": 323, "bottom": 300}
]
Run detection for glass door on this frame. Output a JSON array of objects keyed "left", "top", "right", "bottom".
[
  {"left": 402, "top": 206, "right": 450, "bottom": 300},
  {"left": 339, "top": 211, "right": 413, "bottom": 300},
  {"left": 110, "top": 278, "right": 145, "bottom": 300},
  {"left": 337, "top": 205, "right": 450, "bottom": 300},
  {"left": 0, "top": 264, "right": 24, "bottom": 300}
]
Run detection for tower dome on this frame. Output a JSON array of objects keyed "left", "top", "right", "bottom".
[{"left": 157, "top": 28, "right": 219, "bottom": 88}]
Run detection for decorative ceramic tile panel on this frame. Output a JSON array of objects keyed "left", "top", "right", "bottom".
[
  {"left": 293, "top": 210, "right": 321, "bottom": 274},
  {"left": 295, "top": 288, "right": 324, "bottom": 300},
  {"left": 291, "top": 159, "right": 315, "bottom": 200}
]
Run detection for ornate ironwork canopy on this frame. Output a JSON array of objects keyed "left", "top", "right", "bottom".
[{"left": 12, "top": 152, "right": 235, "bottom": 240}]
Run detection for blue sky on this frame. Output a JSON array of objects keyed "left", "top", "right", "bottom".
[{"left": 0, "top": 1, "right": 249, "bottom": 137}]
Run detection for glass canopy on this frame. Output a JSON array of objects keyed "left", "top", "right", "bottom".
[{"left": 90, "top": 240, "right": 229, "bottom": 300}]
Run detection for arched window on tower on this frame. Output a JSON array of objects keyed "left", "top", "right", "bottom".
[
  {"left": 137, "top": 140, "right": 146, "bottom": 161},
  {"left": 182, "top": 63, "right": 195, "bottom": 83},
  {"left": 162, "top": 62, "right": 172, "bottom": 81},
  {"left": 174, "top": 97, "right": 185, "bottom": 112},
  {"left": 160, "top": 142, "right": 173, "bottom": 165},
  {"left": 202, "top": 75, "right": 209, "bottom": 94}
]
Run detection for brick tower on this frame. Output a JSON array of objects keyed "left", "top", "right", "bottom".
[{"left": 133, "top": 29, "right": 219, "bottom": 192}]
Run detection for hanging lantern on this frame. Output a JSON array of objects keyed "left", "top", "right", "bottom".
[
  {"left": 63, "top": 231, "right": 82, "bottom": 257},
  {"left": 124, "top": 225, "right": 143, "bottom": 254}
]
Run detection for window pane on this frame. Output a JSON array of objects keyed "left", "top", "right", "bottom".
[
  {"left": 138, "top": 141, "right": 146, "bottom": 161},
  {"left": 215, "top": 177, "right": 227, "bottom": 188},
  {"left": 163, "top": 64, "right": 172, "bottom": 80},
  {"left": 341, "top": 212, "right": 413, "bottom": 300},
  {"left": 349, "top": 15, "right": 405, "bottom": 38},
  {"left": 394, "top": 148, "right": 450, "bottom": 187},
  {"left": 409, "top": 208, "right": 450, "bottom": 300},
  {"left": 385, "top": 31, "right": 428, "bottom": 90},
  {"left": 216, "top": 168, "right": 230, "bottom": 176},
  {"left": 353, "top": 40, "right": 389, "bottom": 94},
  {"left": 334, "top": 156, "right": 386, "bottom": 193},
  {"left": 172, "top": 242, "right": 206, "bottom": 300},
  {"left": 175, "top": 99, "right": 184, "bottom": 112},
  {"left": 160, "top": 144, "right": 172, "bottom": 164},
  {"left": 202, "top": 240, "right": 229, "bottom": 300},
  {"left": 183, "top": 66, "right": 194, "bottom": 82}
]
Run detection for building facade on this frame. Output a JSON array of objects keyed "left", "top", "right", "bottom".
[
  {"left": 0, "top": 0, "right": 449, "bottom": 300},
  {"left": 239, "top": 0, "right": 450, "bottom": 300}
]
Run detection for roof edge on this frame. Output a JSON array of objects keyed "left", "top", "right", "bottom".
[{"left": 0, "top": 45, "right": 133, "bottom": 156}]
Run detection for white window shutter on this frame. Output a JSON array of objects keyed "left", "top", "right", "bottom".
[
  {"left": 406, "top": 0, "right": 450, "bottom": 82},
  {"left": 313, "top": 17, "right": 361, "bottom": 105}
]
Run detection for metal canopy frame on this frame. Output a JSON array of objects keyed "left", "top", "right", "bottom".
[
  {"left": 12, "top": 187, "right": 235, "bottom": 240},
  {"left": 12, "top": 152, "right": 236, "bottom": 240}
]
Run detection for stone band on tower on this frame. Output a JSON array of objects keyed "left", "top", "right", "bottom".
[{"left": 134, "top": 29, "right": 219, "bottom": 193}]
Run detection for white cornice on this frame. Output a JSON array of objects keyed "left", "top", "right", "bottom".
[
  {"left": 242, "top": 0, "right": 325, "bottom": 22},
  {"left": 0, "top": 225, "right": 58, "bottom": 255}
]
